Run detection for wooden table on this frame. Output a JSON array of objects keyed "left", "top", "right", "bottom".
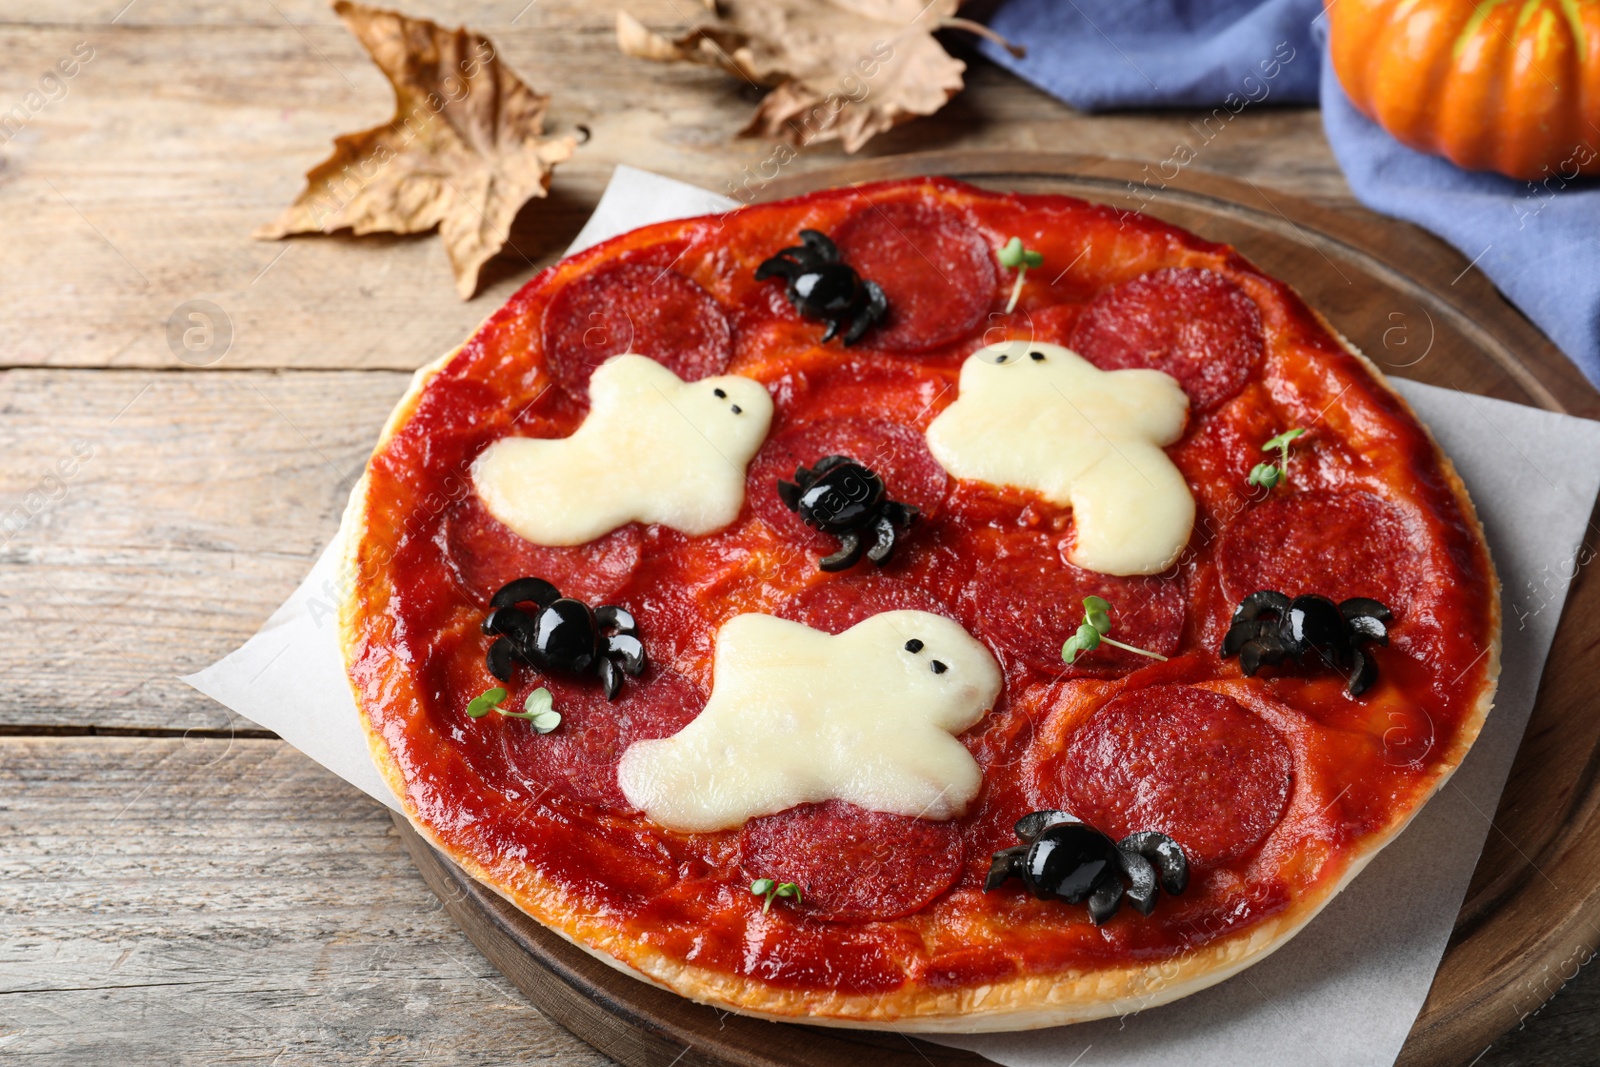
[{"left": 2, "top": 3, "right": 1594, "bottom": 1063}]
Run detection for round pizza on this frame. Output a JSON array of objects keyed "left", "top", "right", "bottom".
[{"left": 339, "top": 176, "right": 1500, "bottom": 1031}]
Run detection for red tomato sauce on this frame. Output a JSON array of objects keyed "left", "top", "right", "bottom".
[{"left": 347, "top": 178, "right": 1497, "bottom": 996}]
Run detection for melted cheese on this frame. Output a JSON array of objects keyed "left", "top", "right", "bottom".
[
  {"left": 473, "top": 354, "right": 773, "bottom": 545},
  {"left": 617, "top": 611, "right": 1002, "bottom": 833},
  {"left": 924, "top": 341, "right": 1194, "bottom": 575}
]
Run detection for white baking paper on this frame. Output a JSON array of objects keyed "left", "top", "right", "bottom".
[{"left": 184, "top": 166, "right": 1600, "bottom": 1067}]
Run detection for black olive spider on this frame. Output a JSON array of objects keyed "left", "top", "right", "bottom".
[
  {"left": 776, "top": 455, "right": 920, "bottom": 571},
  {"left": 985, "top": 810, "right": 1189, "bottom": 925},
  {"left": 755, "top": 229, "right": 888, "bottom": 346},
  {"left": 1221, "top": 589, "right": 1393, "bottom": 696},
  {"left": 481, "top": 577, "right": 646, "bottom": 700}
]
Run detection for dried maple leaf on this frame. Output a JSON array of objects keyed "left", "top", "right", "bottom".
[
  {"left": 616, "top": 1, "right": 1018, "bottom": 153},
  {"left": 257, "top": 1, "right": 576, "bottom": 299}
]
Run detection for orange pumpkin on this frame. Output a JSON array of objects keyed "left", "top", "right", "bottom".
[{"left": 1327, "top": 0, "right": 1600, "bottom": 180}]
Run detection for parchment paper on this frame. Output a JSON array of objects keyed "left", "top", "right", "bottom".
[{"left": 185, "top": 165, "right": 1600, "bottom": 1067}]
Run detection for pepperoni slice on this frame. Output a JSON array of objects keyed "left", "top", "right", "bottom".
[
  {"left": 747, "top": 418, "right": 950, "bottom": 548},
  {"left": 440, "top": 496, "right": 642, "bottom": 606},
  {"left": 776, "top": 572, "right": 954, "bottom": 634},
  {"left": 967, "top": 532, "right": 1184, "bottom": 674},
  {"left": 1063, "top": 686, "right": 1292, "bottom": 867},
  {"left": 739, "top": 800, "right": 964, "bottom": 922},
  {"left": 1218, "top": 490, "right": 1418, "bottom": 612},
  {"left": 542, "top": 261, "right": 733, "bottom": 401},
  {"left": 831, "top": 202, "right": 996, "bottom": 351},
  {"left": 1069, "top": 267, "right": 1263, "bottom": 413},
  {"left": 500, "top": 665, "right": 703, "bottom": 810}
]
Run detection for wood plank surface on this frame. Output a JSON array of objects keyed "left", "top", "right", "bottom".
[
  {"left": 0, "top": 368, "right": 410, "bottom": 732},
  {"left": 0, "top": 1, "right": 1345, "bottom": 371},
  {"left": 3, "top": 1, "right": 1599, "bottom": 1064},
  {"left": 0, "top": 737, "right": 1591, "bottom": 1066}
]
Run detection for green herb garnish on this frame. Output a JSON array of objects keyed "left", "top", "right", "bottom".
[
  {"left": 465, "top": 686, "right": 562, "bottom": 733},
  {"left": 750, "top": 878, "right": 803, "bottom": 913},
  {"left": 999, "top": 237, "right": 1044, "bottom": 314},
  {"left": 1061, "top": 596, "right": 1168, "bottom": 665},
  {"left": 1248, "top": 428, "right": 1308, "bottom": 491}
]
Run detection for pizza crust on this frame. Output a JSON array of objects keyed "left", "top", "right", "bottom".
[{"left": 337, "top": 239, "right": 1501, "bottom": 1034}]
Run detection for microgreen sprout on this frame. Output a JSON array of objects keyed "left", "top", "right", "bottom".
[
  {"left": 749, "top": 878, "right": 803, "bottom": 913},
  {"left": 999, "top": 237, "right": 1043, "bottom": 314},
  {"left": 1061, "top": 596, "right": 1168, "bottom": 665},
  {"left": 1248, "top": 427, "right": 1307, "bottom": 491},
  {"left": 466, "top": 686, "right": 562, "bottom": 733}
]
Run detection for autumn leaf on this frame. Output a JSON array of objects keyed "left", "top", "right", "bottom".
[
  {"left": 256, "top": 1, "right": 577, "bottom": 299},
  {"left": 617, "top": 1, "right": 1020, "bottom": 154}
]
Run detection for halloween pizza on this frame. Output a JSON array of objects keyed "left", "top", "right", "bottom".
[{"left": 339, "top": 177, "right": 1499, "bottom": 1030}]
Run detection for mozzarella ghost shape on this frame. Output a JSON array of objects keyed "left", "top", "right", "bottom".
[
  {"left": 617, "top": 611, "right": 1002, "bottom": 833},
  {"left": 925, "top": 340, "right": 1194, "bottom": 576},
  {"left": 473, "top": 354, "right": 774, "bottom": 545}
]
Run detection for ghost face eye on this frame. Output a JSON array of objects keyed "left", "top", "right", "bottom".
[
  {"left": 905, "top": 639, "right": 924, "bottom": 653},
  {"left": 714, "top": 388, "right": 727, "bottom": 399},
  {"left": 931, "top": 660, "right": 948, "bottom": 674},
  {"left": 1030, "top": 351, "right": 1046, "bottom": 362}
]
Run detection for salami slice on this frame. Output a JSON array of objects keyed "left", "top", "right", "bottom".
[
  {"left": 542, "top": 261, "right": 733, "bottom": 401},
  {"left": 832, "top": 202, "right": 997, "bottom": 351},
  {"left": 739, "top": 800, "right": 964, "bottom": 923},
  {"left": 747, "top": 418, "right": 950, "bottom": 548},
  {"left": 776, "top": 572, "right": 954, "bottom": 634},
  {"left": 1218, "top": 490, "right": 1418, "bottom": 612},
  {"left": 968, "top": 533, "right": 1184, "bottom": 674},
  {"left": 1064, "top": 686, "right": 1292, "bottom": 867},
  {"left": 440, "top": 496, "right": 642, "bottom": 606},
  {"left": 1068, "top": 267, "right": 1263, "bottom": 413},
  {"left": 500, "top": 665, "right": 703, "bottom": 810}
]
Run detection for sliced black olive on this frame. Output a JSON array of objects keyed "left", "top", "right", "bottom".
[
  {"left": 1339, "top": 597, "right": 1393, "bottom": 623},
  {"left": 1347, "top": 648, "right": 1379, "bottom": 696},
  {"left": 535, "top": 600, "right": 598, "bottom": 673},
  {"left": 1115, "top": 847, "right": 1160, "bottom": 915},
  {"left": 775, "top": 478, "right": 802, "bottom": 510},
  {"left": 984, "top": 844, "right": 1029, "bottom": 891},
  {"left": 1086, "top": 872, "right": 1123, "bottom": 925},
  {"left": 1345, "top": 613, "right": 1389, "bottom": 645},
  {"left": 595, "top": 604, "right": 636, "bottom": 633},
  {"left": 1233, "top": 589, "right": 1291, "bottom": 623},
  {"left": 491, "top": 577, "right": 561, "bottom": 611},
  {"left": 1286, "top": 594, "right": 1348, "bottom": 668},
  {"left": 486, "top": 637, "right": 516, "bottom": 682},
  {"left": 1239, "top": 628, "right": 1288, "bottom": 676},
  {"left": 1222, "top": 616, "right": 1267, "bottom": 656},
  {"left": 1014, "top": 809, "right": 1081, "bottom": 843},
  {"left": 1118, "top": 831, "right": 1189, "bottom": 895},
  {"left": 482, "top": 605, "right": 537, "bottom": 640},
  {"left": 1026, "top": 825, "right": 1118, "bottom": 903},
  {"left": 607, "top": 633, "right": 647, "bottom": 676},
  {"left": 598, "top": 656, "right": 622, "bottom": 701}
]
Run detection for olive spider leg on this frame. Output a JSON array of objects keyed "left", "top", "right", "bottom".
[
  {"left": 842, "top": 281, "right": 888, "bottom": 346},
  {"left": 605, "top": 633, "right": 647, "bottom": 676},
  {"left": 819, "top": 530, "right": 865, "bottom": 572},
  {"left": 865, "top": 514, "right": 897, "bottom": 565}
]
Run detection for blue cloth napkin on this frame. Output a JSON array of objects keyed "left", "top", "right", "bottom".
[{"left": 981, "top": 1, "right": 1600, "bottom": 388}]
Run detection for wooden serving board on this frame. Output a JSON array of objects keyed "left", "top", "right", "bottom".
[{"left": 391, "top": 152, "right": 1600, "bottom": 1067}]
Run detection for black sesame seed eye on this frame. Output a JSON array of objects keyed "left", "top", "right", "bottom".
[
  {"left": 731, "top": 404, "right": 742, "bottom": 414},
  {"left": 714, "top": 388, "right": 727, "bottom": 399},
  {"left": 931, "top": 660, "right": 948, "bottom": 674},
  {"left": 995, "top": 354, "right": 1009, "bottom": 363},
  {"left": 1030, "top": 351, "right": 1046, "bottom": 362},
  {"left": 905, "top": 639, "right": 924, "bottom": 653}
]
